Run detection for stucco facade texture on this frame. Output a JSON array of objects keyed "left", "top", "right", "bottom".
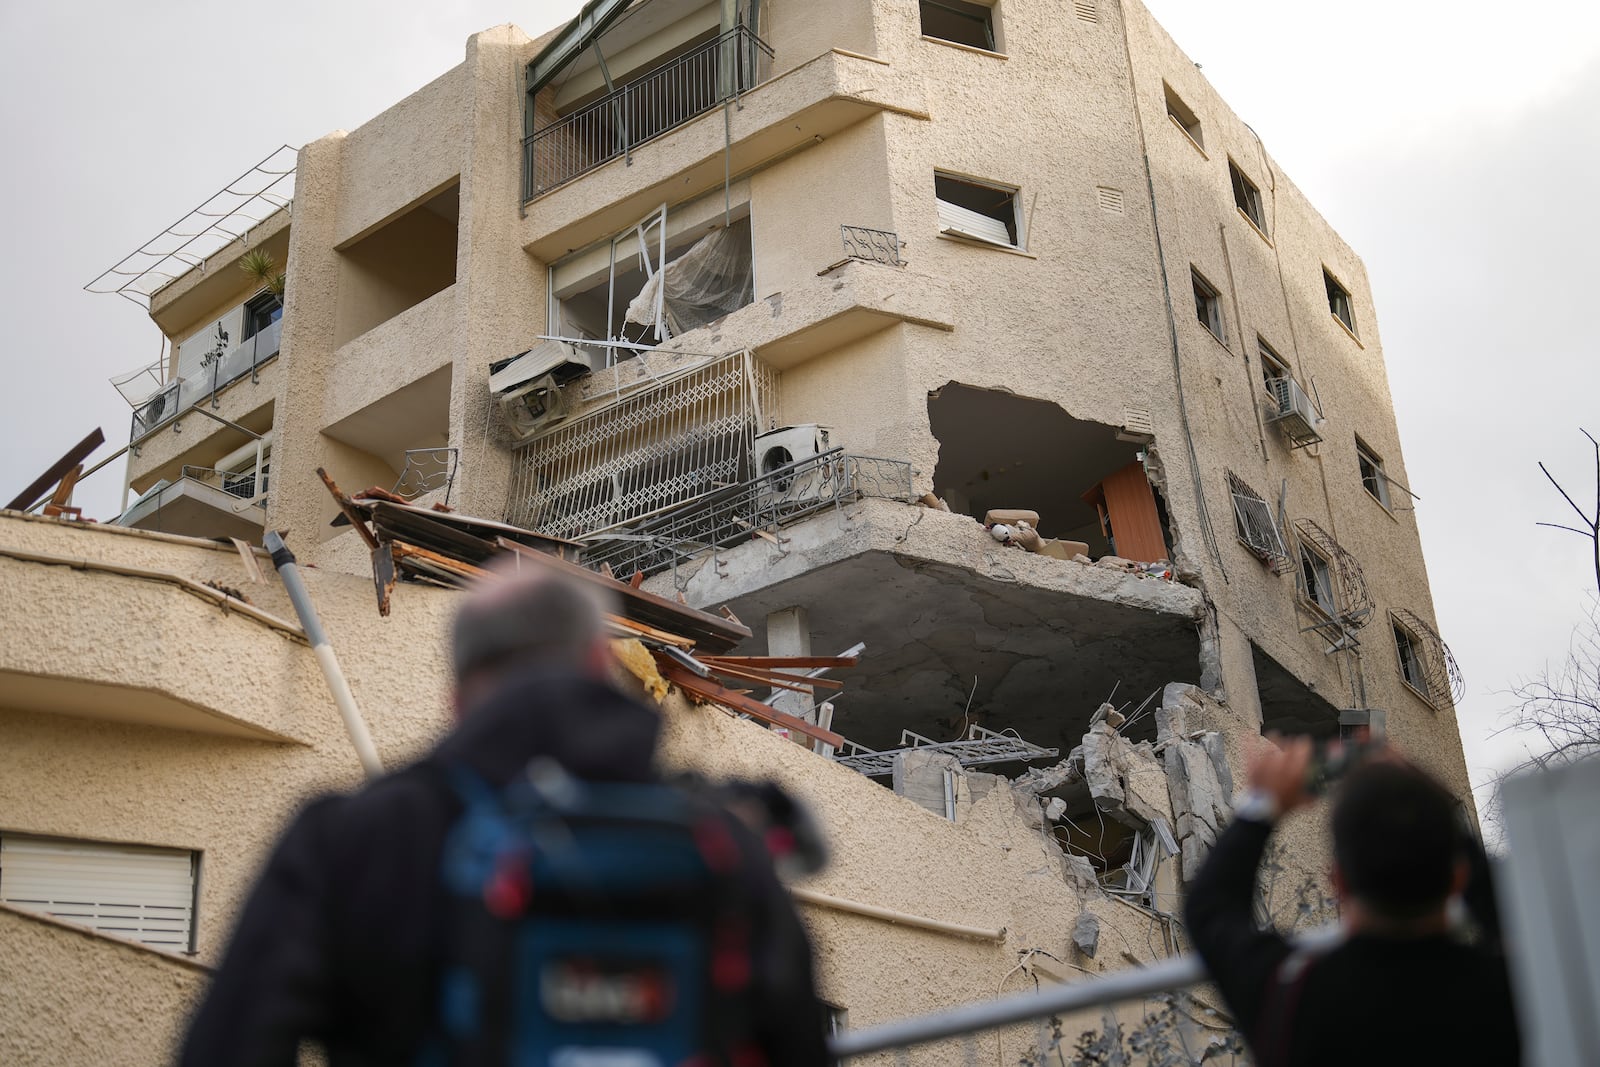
[{"left": 16, "top": 0, "right": 1474, "bottom": 1061}]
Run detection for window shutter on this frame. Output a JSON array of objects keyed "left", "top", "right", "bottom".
[
  {"left": 0, "top": 836, "right": 196, "bottom": 953},
  {"left": 936, "top": 198, "right": 1014, "bottom": 247}
]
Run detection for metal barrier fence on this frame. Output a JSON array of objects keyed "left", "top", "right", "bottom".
[
  {"left": 581, "top": 448, "right": 914, "bottom": 581},
  {"left": 841, "top": 225, "right": 903, "bottom": 267},
  {"left": 522, "top": 26, "right": 773, "bottom": 199},
  {"left": 179, "top": 464, "right": 266, "bottom": 502}
]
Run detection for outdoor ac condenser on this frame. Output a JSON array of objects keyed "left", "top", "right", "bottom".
[
  {"left": 489, "top": 340, "right": 598, "bottom": 444},
  {"left": 1265, "top": 377, "right": 1324, "bottom": 449},
  {"left": 755, "top": 424, "right": 832, "bottom": 507}
]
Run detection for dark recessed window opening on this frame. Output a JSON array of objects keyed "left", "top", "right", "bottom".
[
  {"left": 1192, "top": 268, "right": 1224, "bottom": 340},
  {"left": 1258, "top": 337, "right": 1288, "bottom": 393},
  {"left": 1164, "top": 83, "right": 1203, "bottom": 148},
  {"left": 920, "top": 0, "right": 997, "bottom": 51},
  {"left": 1230, "top": 160, "right": 1266, "bottom": 232},
  {"left": 1394, "top": 621, "right": 1426, "bottom": 693},
  {"left": 1298, "top": 543, "right": 1335, "bottom": 615},
  {"left": 242, "top": 291, "right": 283, "bottom": 341},
  {"left": 1356, "top": 437, "right": 1391, "bottom": 508},
  {"left": 935, "top": 172, "right": 1020, "bottom": 248},
  {"left": 1324, "top": 269, "right": 1355, "bottom": 333}
]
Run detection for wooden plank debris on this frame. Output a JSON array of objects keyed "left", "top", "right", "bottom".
[
  {"left": 656, "top": 660, "right": 846, "bottom": 749},
  {"left": 316, "top": 468, "right": 378, "bottom": 551},
  {"left": 5, "top": 428, "right": 105, "bottom": 512}
]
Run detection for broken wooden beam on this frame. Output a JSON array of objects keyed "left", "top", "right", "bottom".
[
  {"left": 699, "top": 655, "right": 860, "bottom": 670},
  {"left": 656, "top": 659, "right": 846, "bottom": 749},
  {"left": 6, "top": 428, "right": 105, "bottom": 512},
  {"left": 372, "top": 540, "right": 397, "bottom": 617},
  {"left": 316, "top": 467, "right": 379, "bottom": 551}
]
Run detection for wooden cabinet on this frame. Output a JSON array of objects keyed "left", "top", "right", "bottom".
[{"left": 1082, "top": 461, "right": 1168, "bottom": 563}]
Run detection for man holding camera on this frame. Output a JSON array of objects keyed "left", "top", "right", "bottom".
[{"left": 1184, "top": 737, "right": 1521, "bottom": 1066}]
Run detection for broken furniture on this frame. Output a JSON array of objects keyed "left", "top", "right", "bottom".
[{"left": 1081, "top": 461, "right": 1168, "bottom": 564}]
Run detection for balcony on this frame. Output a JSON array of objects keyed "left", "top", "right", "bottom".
[
  {"left": 123, "top": 317, "right": 282, "bottom": 442},
  {"left": 116, "top": 465, "right": 268, "bottom": 543},
  {"left": 524, "top": 26, "right": 772, "bottom": 199}
]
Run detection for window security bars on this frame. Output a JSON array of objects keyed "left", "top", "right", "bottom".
[
  {"left": 180, "top": 464, "right": 267, "bottom": 502},
  {"left": 1293, "top": 519, "right": 1372, "bottom": 627},
  {"left": 392, "top": 448, "right": 459, "bottom": 505},
  {"left": 1391, "top": 608, "right": 1464, "bottom": 707},
  {"left": 523, "top": 26, "right": 774, "bottom": 200},
  {"left": 1228, "top": 471, "right": 1290, "bottom": 571},
  {"left": 504, "top": 351, "right": 779, "bottom": 540},
  {"left": 840, "top": 226, "right": 902, "bottom": 266},
  {"left": 578, "top": 447, "right": 914, "bottom": 582},
  {"left": 127, "top": 316, "right": 283, "bottom": 442}
]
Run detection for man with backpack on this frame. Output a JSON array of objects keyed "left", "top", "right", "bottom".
[
  {"left": 1183, "top": 737, "right": 1520, "bottom": 1066},
  {"left": 181, "top": 567, "right": 833, "bottom": 1067}
]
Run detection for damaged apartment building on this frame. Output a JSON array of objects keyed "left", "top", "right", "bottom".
[{"left": 2, "top": 0, "right": 1476, "bottom": 1061}]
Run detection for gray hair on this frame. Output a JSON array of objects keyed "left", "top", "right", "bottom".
[{"left": 450, "top": 560, "right": 616, "bottom": 683}]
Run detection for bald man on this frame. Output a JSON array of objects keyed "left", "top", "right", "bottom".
[{"left": 182, "top": 566, "right": 831, "bottom": 1067}]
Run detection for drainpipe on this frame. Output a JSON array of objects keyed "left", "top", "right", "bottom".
[{"left": 265, "top": 531, "right": 384, "bottom": 779}]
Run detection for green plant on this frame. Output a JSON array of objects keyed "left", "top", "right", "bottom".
[{"left": 238, "top": 249, "right": 287, "bottom": 298}]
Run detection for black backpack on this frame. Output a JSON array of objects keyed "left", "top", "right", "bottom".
[{"left": 423, "top": 763, "right": 764, "bottom": 1067}]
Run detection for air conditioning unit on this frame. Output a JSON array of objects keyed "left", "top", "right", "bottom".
[
  {"left": 755, "top": 424, "right": 832, "bottom": 506},
  {"left": 490, "top": 341, "right": 599, "bottom": 445},
  {"left": 1265, "top": 377, "right": 1324, "bottom": 449}
]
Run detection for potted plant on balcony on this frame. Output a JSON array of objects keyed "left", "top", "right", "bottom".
[{"left": 238, "top": 249, "right": 287, "bottom": 300}]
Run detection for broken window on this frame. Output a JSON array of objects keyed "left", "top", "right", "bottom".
[
  {"left": 920, "top": 0, "right": 997, "bottom": 51},
  {"left": 928, "top": 384, "right": 1156, "bottom": 556},
  {"left": 1297, "top": 542, "right": 1335, "bottom": 616},
  {"left": 1356, "top": 437, "right": 1391, "bottom": 509},
  {"left": 1229, "top": 160, "right": 1266, "bottom": 233},
  {"left": 1192, "top": 268, "right": 1224, "bottom": 341},
  {"left": 1227, "top": 471, "right": 1288, "bottom": 565},
  {"left": 935, "top": 172, "right": 1021, "bottom": 249},
  {"left": 551, "top": 207, "right": 754, "bottom": 365},
  {"left": 1324, "top": 268, "right": 1356, "bottom": 333},
  {"left": 1164, "top": 83, "right": 1203, "bottom": 149}
]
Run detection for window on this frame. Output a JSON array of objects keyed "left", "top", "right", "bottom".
[
  {"left": 1192, "top": 268, "right": 1224, "bottom": 340},
  {"left": 1229, "top": 160, "right": 1266, "bottom": 233},
  {"left": 1393, "top": 620, "right": 1427, "bottom": 695},
  {"left": 1297, "top": 543, "right": 1335, "bottom": 615},
  {"left": 242, "top": 291, "right": 283, "bottom": 341},
  {"left": 935, "top": 172, "right": 1021, "bottom": 249},
  {"left": 1258, "top": 337, "right": 1288, "bottom": 394},
  {"left": 1356, "top": 437, "right": 1391, "bottom": 508},
  {"left": 0, "top": 834, "right": 199, "bottom": 953},
  {"left": 920, "top": 0, "right": 997, "bottom": 51},
  {"left": 1164, "top": 83, "right": 1203, "bottom": 149},
  {"left": 1324, "top": 269, "right": 1355, "bottom": 333},
  {"left": 1227, "top": 471, "right": 1287, "bottom": 564}
]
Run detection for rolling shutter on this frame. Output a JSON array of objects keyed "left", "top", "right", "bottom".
[
  {"left": 0, "top": 835, "right": 196, "bottom": 953},
  {"left": 935, "top": 197, "right": 1014, "bottom": 247}
]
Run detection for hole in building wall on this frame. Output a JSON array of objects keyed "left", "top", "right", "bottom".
[
  {"left": 334, "top": 183, "right": 460, "bottom": 347},
  {"left": 1251, "top": 641, "right": 1343, "bottom": 738},
  {"left": 927, "top": 383, "right": 1173, "bottom": 562}
]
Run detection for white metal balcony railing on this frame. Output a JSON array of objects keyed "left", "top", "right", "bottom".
[
  {"left": 522, "top": 26, "right": 773, "bottom": 200},
  {"left": 123, "top": 317, "right": 282, "bottom": 441},
  {"left": 505, "top": 350, "right": 779, "bottom": 541}
]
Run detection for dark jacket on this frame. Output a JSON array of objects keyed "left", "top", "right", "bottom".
[
  {"left": 180, "top": 668, "right": 831, "bottom": 1067},
  {"left": 1184, "top": 816, "right": 1520, "bottom": 1067}
]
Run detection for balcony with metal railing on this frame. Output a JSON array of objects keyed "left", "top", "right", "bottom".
[
  {"left": 523, "top": 26, "right": 774, "bottom": 200},
  {"left": 120, "top": 316, "right": 283, "bottom": 443}
]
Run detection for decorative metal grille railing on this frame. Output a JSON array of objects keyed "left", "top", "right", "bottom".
[
  {"left": 504, "top": 351, "right": 779, "bottom": 540},
  {"left": 1293, "top": 518, "right": 1373, "bottom": 628},
  {"left": 179, "top": 464, "right": 267, "bottom": 502},
  {"left": 580, "top": 448, "right": 914, "bottom": 581},
  {"left": 1391, "top": 608, "right": 1465, "bottom": 706},
  {"left": 840, "top": 225, "right": 902, "bottom": 266},
  {"left": 522, "top": 26, "right": 774, "bottom": 200},
  {"left": 393, "top": 448, "right": 459, "bottom": 504}
]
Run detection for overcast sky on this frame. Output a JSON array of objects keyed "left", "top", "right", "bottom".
[{"left": 2, "top": 1, "right": 1596, "bottom": 813}]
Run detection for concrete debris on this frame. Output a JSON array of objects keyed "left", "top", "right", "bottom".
[
  {"left": 1072, "top": 911, "right": 1101, "bottom": 958},
  {"left": 1044, "top": 797, "right": 1068, "bottom": 821},
  {"left": 1080, "top": 723, "right": 1127, "bottom": 813},
  {"left": 892, "top": 749, "right": 963, "bottom": 819},
  {"left": 1061, "top": 853, "right": 1101, "bottom": 897},
  {"left": 1010, "top": 755, "right": 1084, "bottom": 799},
  {"left": 1163, "top": 732, "right": 1233, "bottom": 882}
]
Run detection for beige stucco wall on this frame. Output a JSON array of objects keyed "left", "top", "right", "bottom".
[{"left": 0, "top": 512, "right": 1304, "bottom": 1066}]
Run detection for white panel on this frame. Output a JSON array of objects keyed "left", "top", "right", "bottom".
[
  {"left": 175, "top": 305, "right": 247, "bottom": 384},
  {"left": 1, "top": 836, "right": 195, "bottom": 952},
  {"left": 936, "top": 199, "right": 1014, "bottom": 247}
]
